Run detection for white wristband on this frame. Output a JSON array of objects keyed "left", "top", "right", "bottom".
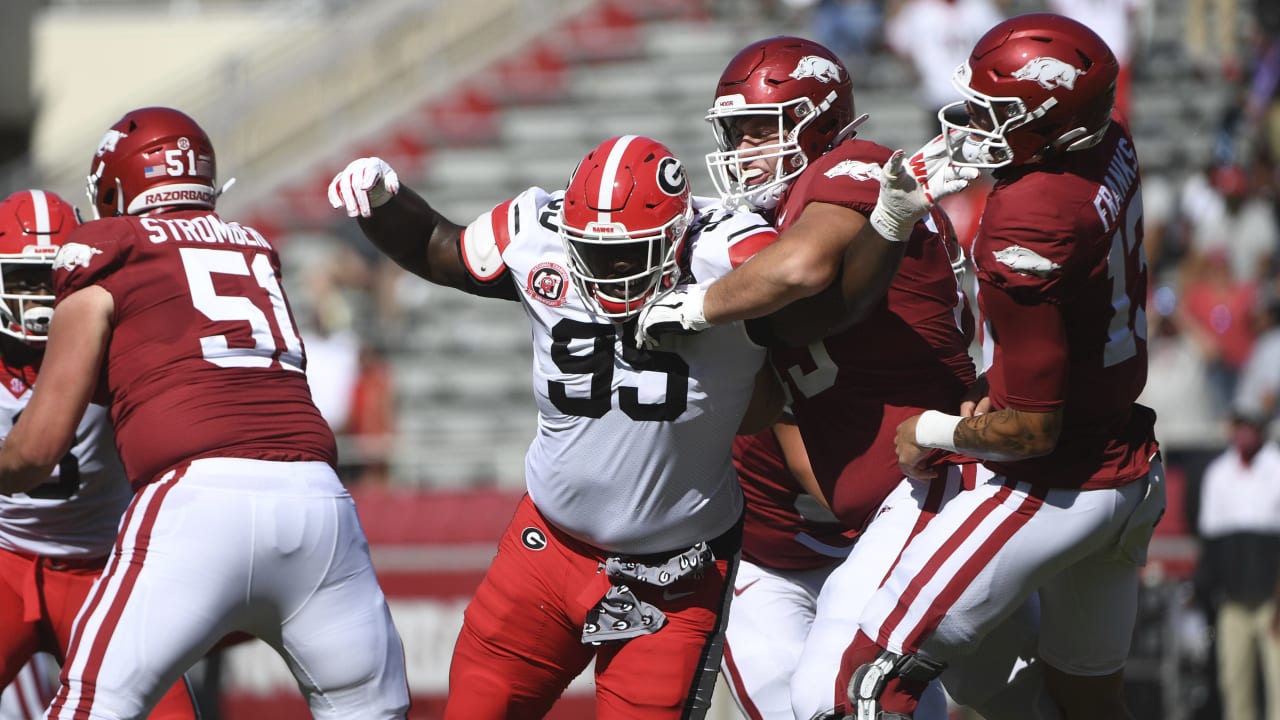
[{"left": 915, "top": 410, "right": 963, "bottom": 452}]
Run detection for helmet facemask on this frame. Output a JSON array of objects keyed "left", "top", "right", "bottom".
[
  {"left": 560, "top": 209, "right": 690, "bottom": 321},
  {"left": 0, "top": 189, "right": 78, "bottom": 346},
  {"left": 705, "top": 91, "right": 837, "bottom": 211},
  {"left": 0, "top": 259, "right": 56, "bottom": 344},
  {"left": 941, "top": 60, "right": 1115, "bottom": 169},
  {"left": 939, "top": 63, "right": 1034, "bottom": 169}
]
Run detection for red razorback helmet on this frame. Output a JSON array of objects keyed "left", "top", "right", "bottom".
[
  {"left": 0, "top": 189, "right": 80, "bottom": 343},
  {"left": 86, "top": 106, "right": 218, "bottom": 219},
  {"left": 941, "top": 13, "right": 1119, "bottom": 169},
  {"left": 559, "top": 135, "right": 693, "bottom": 321},
  {"left": 705, "top": 36, "right": 858, "bottom": 210}
]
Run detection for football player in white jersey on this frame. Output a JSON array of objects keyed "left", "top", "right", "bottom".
[
  {"left": 329, "top": 135, "right": 783, "bottom": 719},
  {"left": 0, "top": 190, "right": 198, "bottom": 719}
]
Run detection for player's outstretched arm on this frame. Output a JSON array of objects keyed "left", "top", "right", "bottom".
[
  {"left": 636, "top": 201, "right": 892, "bottom": 350},
  {"left": 328, "top": 157, "right": 469, "bottom": 289},
  {"left": 0, "top": 286, "right": 111, "bottom": 495},
  {"left": 701, "top": 201, "right": 860, "bottom": 326}
]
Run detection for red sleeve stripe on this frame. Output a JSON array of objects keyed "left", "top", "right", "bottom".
[
  {"left": 490, "top": 199, "right": 514, "bottom": 253},
  {"left": 728, "top": 229, "right": 779, "bottom": 269},
  {"left": 460, "top": 199, "right": 514, "bottom": 282}
]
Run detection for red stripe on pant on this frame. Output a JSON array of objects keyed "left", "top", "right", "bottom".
[
  {"left": 720, "top": 641, "right": 765, "bottom": 720},
  {"left": 875, "top": 474, "right": 951, "bottom": 594},
  {"left": 50, "top": 470, "right": 184, "bottom": 720},
  {"left": 900, "top": 484, "right": 1046, "bottom": 651},
  {"left": 873, "top": 481, "right": 1017, "bottom": 652},
  {"left": 830, "top": 476, "right": 952, "bottom": 711}
]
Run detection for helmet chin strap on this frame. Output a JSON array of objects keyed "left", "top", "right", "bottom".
[{"left": 832, "top": 113, "right": 871, "bottom": 146}]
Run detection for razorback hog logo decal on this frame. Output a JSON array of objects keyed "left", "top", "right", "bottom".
[
  {"left": 95, "top": 128, "right": 128, "bottom": 157},
  {"left": 823, "top": 160, "right": 880, "bottom": 182},
  {"left": 790, "top": 56, "right": 843, "bottom": 83},
  {"left": 1012, "top": 57, "right": 1085, "bottom": 90},
  {"left": 52, "top": 242, "right": 103, "bottom": 271}
]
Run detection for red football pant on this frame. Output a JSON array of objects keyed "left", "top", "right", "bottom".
[
  {"left": 0, "top": 548, "right": 197, "bottom": 718},
  {"left": 445, "top": 495, "right": 737, "bottom": 719}
]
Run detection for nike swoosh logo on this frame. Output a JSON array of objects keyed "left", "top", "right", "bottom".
[
  {"left": 663, "top": 589, "right": 696, "bottom": 601},
  {"left": 733, "top": 579, "right": 760, "bottom": 597}
]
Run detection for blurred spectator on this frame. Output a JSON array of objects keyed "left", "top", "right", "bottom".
[
  {"left": 1236, "top": 284, "right": 1280, "bottom": 432},
  {"left": 1248, "top": 43, "right": 1280, "bottom": 163},
  {"left": 884, "top": 0, "right": 1004, "bottom": 130},
  {"left": 301, "top": 259, "right": 362, "bottom": 431},
  {"left": 340, "top": 344, "right": 397, "bottom": 486},
  {"left": 1174, "top": 248, "right": 1258, "bottom": 418},
  {"left": 1141, "top": 169, "right": 1182, "bottom": 278},
  {"left": 1187, "top": 162, "right": 1280, "bottom": 284},
  {"left": 1186, "top": 0, "right": 1242, "bottom": 79},
  {"left": 283, "top": 233, "right": 397, "bottom": 485},
  {"left": 783, "top": 0, "right": 885, "bottom": 77},
  {"left": 1140, "top": 283, "right": 1219, "bottom": 448},
  {"left": 1047, "top": 0, "right": 1142, "bottom": 120},
  {"left": 1195, "top": 409, "right": 1280, "bottom": 720}
]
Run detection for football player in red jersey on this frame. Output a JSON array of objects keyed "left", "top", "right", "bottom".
[
  {"left": 727, "top": 415, "right": 947, "bottom": 717},
  {"left": 0, "top": 189, "right": 199, "bottom": 720},
  {"left": 0, "top": 108, "right": 410, "bottom": 720},
  {"left": 637, "top": 36, "right": 1044, "bottom": 720},
  {"left": 843, "top": 14, "right": 1164, "bottom": 720}
]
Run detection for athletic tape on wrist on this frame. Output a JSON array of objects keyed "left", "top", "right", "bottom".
[
  {"left": 869, "top": 205, "right": 912, "bottom": 243},
  {"left": 915, "top": 410, "right": 963, "bottom": 452}
]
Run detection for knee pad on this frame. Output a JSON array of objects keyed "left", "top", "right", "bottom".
[{"left": 848, "top": 650, "right": 947, "bottom": 720}]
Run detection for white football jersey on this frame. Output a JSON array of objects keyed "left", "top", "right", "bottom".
[
  {"left": 0, "top": 376, "right": 131, "bottom": 558},
  {"left": 462, "top": 190, "right": 774, "bottom": 554}
]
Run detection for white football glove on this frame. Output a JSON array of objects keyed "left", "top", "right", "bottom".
[
  {"left": 635, "top": 284, "right": 711, "bottom": 350},
  {"left": 327, "top": 157, "right": 400, "bottom": 218},
  {"left": 868, "top": 133, "right": 980, "bottom": 243}
]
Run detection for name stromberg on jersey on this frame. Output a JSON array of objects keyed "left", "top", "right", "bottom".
[
  {"left": 140, "top": 213, "right": 273, "bottom": 250},
  {"left": 1093, "top": 136, "right": 1139, "bottom": 231}
]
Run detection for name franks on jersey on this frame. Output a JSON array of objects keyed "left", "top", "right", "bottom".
[
  {"left": 527, "top": 262, "right": 568, "bottom": 306},
  {"left": 1093, "top": 137, "right": 1139, "bottom": 231}
]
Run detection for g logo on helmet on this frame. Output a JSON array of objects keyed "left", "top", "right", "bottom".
[
  {"left": 656, "top": 157, "right": 687, "bottom": 196},
  {"left": 789, "top": 56, "right": 843, "bottom": 84},
  {"left": 1012, "top": 57, "right": 1085, "bottom": 90}
]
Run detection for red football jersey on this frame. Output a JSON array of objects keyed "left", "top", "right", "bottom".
[
  {"left": 973, "top": 118, "right": 1158, "bottom": 489},
  {"left": 768, "top": 139, "right": 977, "bottom": 530},
  {"left": 735, "top": 429, "right": 856, "bottom": 571},
  {"left": 53, "top": 210, "right": 336, "bottom": 487}
]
